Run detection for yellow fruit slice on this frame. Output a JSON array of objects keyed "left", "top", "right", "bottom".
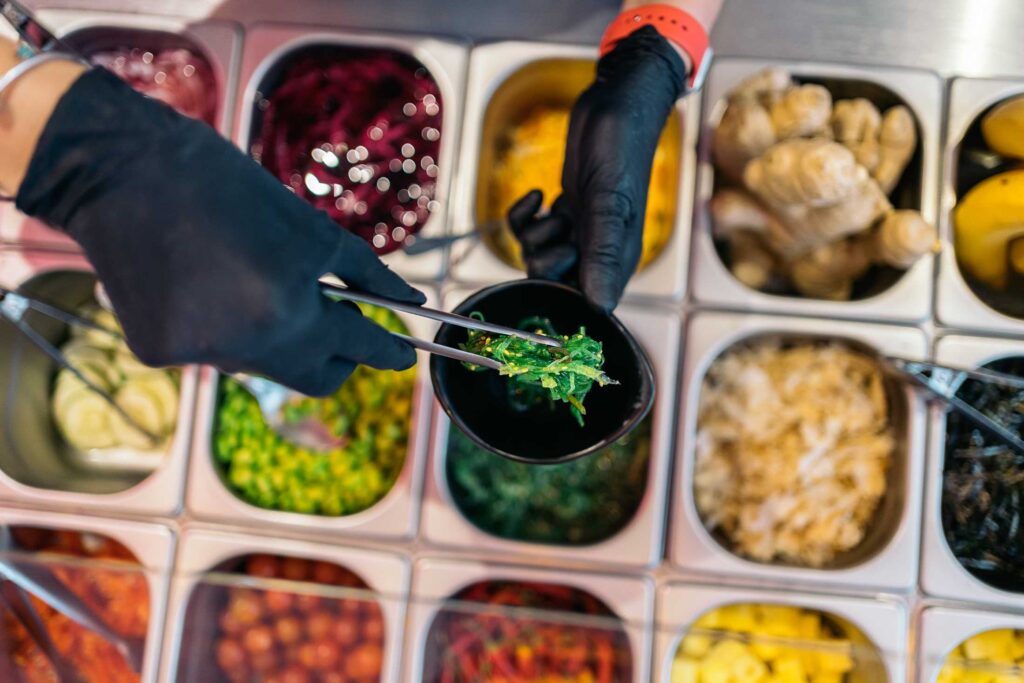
[
  {"left": 983, "top": 96, "right": 1024, "bottom": 159},
  {"left": 953, "top": 170, "right": 1024, "bottom": 289}
]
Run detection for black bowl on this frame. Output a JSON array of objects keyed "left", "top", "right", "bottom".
[{"left": 431, "top": 280, "right": 655, "bottom": 464}]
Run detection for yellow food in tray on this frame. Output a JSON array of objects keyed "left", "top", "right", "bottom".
[
  {"left": 938, "top": 629, "right": 1024, "bottom": 683},
  {"left": 954, "top": 169, "right": 1024, "bottom": 291},
  {"left": 671, "top": 604, "right": 855, "bottom": 683},
  {"left": 485, "top": 106, "right": 679, "bottom": 271}
]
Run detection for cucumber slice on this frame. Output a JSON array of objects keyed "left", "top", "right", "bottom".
[
  {"left": 109, "top": 410, "right": 162, "bottom": 450},
  {"left": 80, "top": 309, "right": 122, "bottom": 350},
  {"left": 115, "top": 381, "right": 169, "bottom": 435},
  {"left": 114, "top": 348, "right": 160, "bottom": 378},
  {"left": 57, "top": 391, "right": 116, "bottom": 450},
  {"left": 123, "top": 373, "right": 179, "bottom": 430}
]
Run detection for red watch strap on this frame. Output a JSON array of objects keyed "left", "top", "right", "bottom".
[{"left": 599, "top": 4, "right": 711, "bottom": 90}]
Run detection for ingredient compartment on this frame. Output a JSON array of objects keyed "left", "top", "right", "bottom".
[
  {"left": 937, "top": 77, "right": 1024, "bottom": 334},
  {"left": 921, "top": 335, "right": 1024, "bottom": 609},
  {"left": 671, "top": 311, "right": 926, "bottom": 591},
  {"left": 449, "top": 41, "right": 699, "bottom": 301},
  {"left": 420, "top": 300, "right": 680, "bottom": 568},
  {"left": 0, "top": 251, "right": 196, "bottom": 515},
  {"left": 406, "top": 559, "right": 652, "bottom": 683},
  {"left": 187, "top": 297, "right": 436, "bottom": 539},
  {"left": 235, "top": 25, "right": 468, "bottom": 281},
  {"left": 919, "top": 607, "right": 1024, "bottom": 683},
  {"left": 691, "top": 58, "right": 941, "bottom": 322},
  {"left": 654, "top": 583, "right": 905, "bottom": 683},
  {"left": 162, "top": 529, "right": 406, "bottom": 683},
  {"left": 0, "top": 509, "right": 173, "bottom": 683}
]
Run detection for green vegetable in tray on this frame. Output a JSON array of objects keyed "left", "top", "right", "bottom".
[
  {"left": 460, "top": 315, "right": 617, "bottom": 426},
  {"left": 213, "top": 304, "right": 414, "bottom": 516},
  {"left": 446, "top": 418, "right": 652, "bottom": 545},
  {"left": 52, "top": 305, "right": 179, "bottom": 451}
]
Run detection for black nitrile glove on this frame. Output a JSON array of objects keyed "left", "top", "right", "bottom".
[
  {"left": 509, "top": 26, "right": 687, "bottom": 312},
  {"left": 16, "top": 68, "right": 424, "bottom": 396}
]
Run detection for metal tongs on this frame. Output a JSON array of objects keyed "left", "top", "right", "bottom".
[
  {"left": 0, "top": 529, "right": 145, "bottom": 679},
  {"left": 0, "top": 287, "right": 162, "bottom": 446},
  {"left": 886, "top": 356, "right": 1024, "bottom": 455}
]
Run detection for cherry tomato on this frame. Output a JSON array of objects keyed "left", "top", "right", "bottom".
[
  {"left": 229, "top": 590, "right": 264, "bottom": 625},
  {"left": 332, "top": 617, "right": 359, "bottom": 647},
  {"left": 242, "top": 625, "right": 275, "bottom": 655},
  {"left": 311, "top": 640, "right": 341, "bottom": 670},
  {"left": 294, "top": 593, "right": 322, "bottom": 612},
  {"left": 362, "top": 613, "right": 384, "bottom": 641},
  {"left": 246, "top": 554, "right": 281, "bottom": 579},
  {"left": 310, "top": 561, "right": 341, "bottom": 585},
  {"left": 297, "top": 643, "right": 318, "bottom": 669},
  {"left": 250, "top": 648, "right": 279, "bottom": 674},
  {"left": 306, "top": 611, "right": 334, "bottom": 640},
  {"left": 344, "top": 643, "right": 383, "bottom": 679},
  {"left": 215, "top": 638, "right": 247, "bottom": 671},
  {"left": 274, "top": 616, "right": 302, "bottom": 645},
  {"left": 264, "top": 590, "right": 295, "bottom": 615},
  {"left": 219, "top": 610, "right": 245, "bottom": 636},
  {"left": 281, "top": 557, "right": 310, "bottom": 582},
  {"left": 277, "top": 665, "right": 312, "bottom": 683}
]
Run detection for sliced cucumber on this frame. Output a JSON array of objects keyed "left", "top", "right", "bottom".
[
  {"left": 115, "top": 381, "right": 171, "bottom": 434},
  {"left": 58, "top": 391, "right": 116, "bottom": 450},
  {"left": 81, "top": 309, "right": 122, "bottom": 349},
  {"left": 122, "top": 373, "right": 179, "bottom": 430},
  {"left": 109, "top": 409, "right": 162, "bottom": 450},
  {"left": 114, "top": 348, "right": 160, "bottom": 378}
]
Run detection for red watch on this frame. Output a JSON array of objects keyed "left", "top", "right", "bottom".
[{"left": 599, "top": 3, "right": 713, "bottom": 92}]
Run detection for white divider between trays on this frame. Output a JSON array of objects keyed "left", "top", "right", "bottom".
[
  {"left": 185, "top": 289, "right": 437, "bottom": 539},
  {"left": 936, "top": 77, "right": 1024, "bottom": 335},
  {"left": 917, "top": 606, "right": 1024, "bottom": 683},
  {"left": 446, "top": 40, "right": 700, "bottom": 302},
  {"left": 232, "top": 23, "right": 468, "bottom": 283},
  {"left": 921, "top": 334, "right": 1024, "bottom": 609},
  {"left": 404, "top": 557, "right": 653, "bottom": 683},
  {"left": 420, "top": 291, "right": 679, "bottom": 568},
  {"left": 671, "top": 311, "right": 928, "bottom": 592},
  {"left": 653, "top": 582, "right": 909, "bottom": 683},
  {"left": 3, "top": 10, "right": 242, "bottom": 250},
  {"left": 690, "top": 57, "right": 942, "bottom": 323},
  {"left": 0, "top": 508, "right": 174, "bottom": 683},
  {"left": 0, "top": 249, "right": 197, "bottom": 517},
  {"left": 159, "top": 527, "right": 408, "bottom": 683}
]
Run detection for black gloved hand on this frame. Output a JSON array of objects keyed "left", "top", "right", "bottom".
[
  {"left": 509, "top": 26, "right": 687, "bottom": 312},
  {"left": 16, "top": 68, "right": 424, "bottom": 396}
]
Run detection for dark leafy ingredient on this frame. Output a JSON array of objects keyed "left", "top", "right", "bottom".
[
  {"left": 446, "top": 418, "right": 651, "bottom": 545},
  {"left": 213, "top": 305, "right": 413, "bottom": 516},
  {"left": 942, "top": 356, "right": 1024, "bottom": 591},
  {"left": 460, "top": 315, "right": 617, "bottom": 426},
  {"left": 252, "top": 50, "right": 442, "bottom": 255},
  {"left": 92, "top": 47, "right": 218, "bottom": 124},
  {"left": 423, "top": 581, "right": 632, "bottom": 683}
]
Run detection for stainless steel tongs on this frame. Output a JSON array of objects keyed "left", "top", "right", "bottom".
[
  {"left": 886, "top": 356, "right": 1024, "bottom": 454},
  {"left": 0, "top": 287, "right": 162, "bottom": 446}
]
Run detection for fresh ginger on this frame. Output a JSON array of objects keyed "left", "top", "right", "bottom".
[{"left": 709, "top": 67, "right": 935, "bottom": 300}]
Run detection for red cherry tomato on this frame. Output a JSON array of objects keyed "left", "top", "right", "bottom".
[
  {"left": 344, "top": 643, "right": 384, "bottom": 680},
  {"left": 278, "top": 665, "right": 313, "bottom": 683},
  {"left": 332, "top": 617, "right": 359, "bottom": 647},
  {"left": 311, "top": 640, "right": 341, "bottom": 670},
  {"left": 242, "top": 625, "right": 275, "bottom": 655},
  {"left": 246, "top": 554, "right": 281, "bottom": 579},
  {"left": 306, "top": 611, "right": 334, "bottom": 640},
  {"left": 274, "top": 616, "right": 303, "bottom": 645},
  {"left": 264, "top": 590, "right": 295, "bottom": 615},
  {"left": 310, "top": 561, "right": 341, "bottom": 585},
  {"left": 215, "top": 638, "right": 246, "bottom": 671},
  {"left": 281, "top": 557, "right": 310, "bottom": 582}
]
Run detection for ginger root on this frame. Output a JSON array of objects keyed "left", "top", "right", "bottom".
[
  {"left": 729, "top": 67, "right": 792, "bottom": 105},
  {"left": 744, "top": 139, "right": 865, "bottom": 208},
  {"left": 831, "top": 98, "right": 882, "bottom": 171},
  {"left": 769, "top": 85, "right": 832, "bottom": 140},
  {"left": 874, "top": 106, "right": 917, "bottom": 194},
  {"left": 875, "top": 210, "right": 937, "bottom": 268},
  {"left": 729, "top": 230, "right": 778, "bottom": 290},
  {"left": 713, "top": 101, "right": 776, "bottom": 181},
  {"left": 790, "top": 236, "right": 874, "bottom": 300}
]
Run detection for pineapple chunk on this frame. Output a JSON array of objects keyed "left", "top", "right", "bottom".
[{"left": 965, "top": 630, "right": 1017, "bottom": 664}]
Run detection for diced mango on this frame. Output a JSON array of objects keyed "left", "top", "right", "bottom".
[
  {"left": 671, "top": 658, "right": 701, "bottom": 683},
  {"left": 966, "top": 630, "right": 1018, "bottom": 664},
  {"left": 816, "top": 640, "right": 854, "bottom": 674},
  {"left": 683, "top": 635, "right": 713, "bottom": 658},
  {"left": 719, "top": 604, "right": 760, "bottom": 633},
  {"left": 774, "top": 656, "right": 808, "bottom": 683}
]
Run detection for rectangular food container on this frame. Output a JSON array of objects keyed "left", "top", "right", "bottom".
[
  {"left": 233, "top": 23, "right": 468, "bottom": 283},
  {"left": 420, "top": 291, "right": 680, "bottom": 568},
  {"left": 186, "top": 289, "right": 437, "bottom": 539},
  {"left": 405, "top": 557, "right": 653, "bottom": 683},
  {"left": 917, "top": 605, "right": 1024, "bottom": 683},
  {"left": 670, "top": 310, "right": 928, "bottom": 591},
  {"left": 920, "top": 334, "right": 1024, "bottom": 609},
  {"left": 447, "top": 40, "right": 701, "bottom": 303},
  {"left": 160, "top": 526, "right": 408, "bottom": 683},
  {"left": 654, "top": 582, "right": 908, "bottom": 683},
  {"left": 0, "top": 248, "right": 197, "bottom": 516},
  {"left": 936, "top": 77, "right": 1024, "bottom": 335},
  {"left": 690, "top": 57, "right": 942, "bottom": 323},
  {"left": 0, "top": 9, "right": 242, "bottom": 250},
  {"left": 0, "top": 507, "right": 175, "bottom": 683}
]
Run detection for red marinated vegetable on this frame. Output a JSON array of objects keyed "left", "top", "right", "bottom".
[
  {"left": 213, "top": 554, "right": 385, "bottom": 683},
  {"left": 252, "top": 50, "right": 443, "bottom": 254},
  {"left": 424, "top": 581, "right": 633, "bottom": 683},
  {"left": 92, "top": 47, "right": 218, "bottom": 124}
]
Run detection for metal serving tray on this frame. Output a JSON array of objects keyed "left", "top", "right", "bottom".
[
  {"left": 0, "top": 507, "right": 175, "bottom": 683},
  {"left": 420, "top": 290, "right": 680, "bottom": 568},
  {"left": 920, "top": 334, "right": 1024, "bottom": 609},
  {"left": 0, "top": 248, "right": 197, "bottom": 516},
  {"left": 0, "top": 9, "right": 242, "bottom": 250},
  {"left": 936, "top": 77, "right": 1024, "bottom": 335},
  {"left": 404, "top": 557, "right": 653, "bottom": 683},
  {"left": 185, "top": 290, "right": 437, "bottom": 539},
  {"left": 690, "top": 58, "right": 942, "bottom": 323},
  {"left": 670, "top": 311, "right": 928, "bottom": 592},
  {"left": 916, "top": 605, "right": 1024, "bottom": 683},
  {"left": 233, "top": 23, "right": 468, "bottom": 283},
  {"left": 653, "top": 582, "right": 908, "bottom": 683},
  {"left": 159, "top": 526, "right": 409, "bottom": 683},
  {"left": 447, "top": 40, "right": 701, "bottom": 303}
]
